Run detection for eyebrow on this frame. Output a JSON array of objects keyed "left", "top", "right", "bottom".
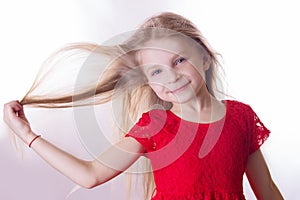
[
  {"left": 143, "top": 52, "right": 183, "bottom": 73},
  {"left": 142, "top": 50, "right": 186, "bottom": 73},
  {"left": 147, "top": 50, "right": 186, "bottom": 65},
  {"left": 144, "top": 65, "right": 162, "bottom": 75}
]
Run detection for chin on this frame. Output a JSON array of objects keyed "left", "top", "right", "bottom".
[
  {"left": 169, "top": 97, "right": 195, "bottom": 105},
  {"left": 156, "top": 91, "right": 196, "bottom": 104}
]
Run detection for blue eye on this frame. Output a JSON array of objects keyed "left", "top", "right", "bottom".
[
  {"left": 151, "top": 69, "right": 162, "bottom": 76},
  {"left": 175, "top": 57, "right": 186, "bottom": 65}
]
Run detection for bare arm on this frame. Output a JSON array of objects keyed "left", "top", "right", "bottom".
[
  {"left": 3, "top": 100, "right": 145, "bottom": 189},
  {"left": 246, "top": 149, "right": 284, "bottom": 200},
  {"left": 30, "top": 134, "right": 144, "bottom": 188}
]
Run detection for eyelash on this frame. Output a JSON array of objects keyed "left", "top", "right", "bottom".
[
  {"left": 150, "top": 57, "right": 186, "bottom": 76},
  {"left": 175, "top": 57, "right": 186, "bottom": 65},
  {"left": 151, "top": 69, "right": 162, "bottom": 76}
]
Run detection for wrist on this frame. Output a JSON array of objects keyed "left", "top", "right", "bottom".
[
  {"left": 25, "top": 131, "right": 39, "bottom": 146},
  {"left": 28, "top": 135, "right": 41, "bottom": 148}
]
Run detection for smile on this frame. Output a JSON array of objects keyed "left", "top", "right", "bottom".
[{"left": 170, "top": 81, "right": 191, "bottom": 94}]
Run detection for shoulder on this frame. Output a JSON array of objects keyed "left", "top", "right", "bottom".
[
  {"left": 225, "top": 99, "right": 254, "bottom": 113},
  {"left": 224, "top": 100, "right": 258, "bottom": 125},
  {"left": 136, "top": 109, "right": 169, "bottom": 126}
]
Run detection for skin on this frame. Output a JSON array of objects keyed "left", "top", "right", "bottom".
[
  {"left": 139, "top": 37, "right": 225, "bottom": 123},
  {"left": 3, "top": 37, "right": 284, "bottom": 199}
]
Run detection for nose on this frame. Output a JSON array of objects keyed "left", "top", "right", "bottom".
[{"left": 165, "top": 68, "right": 180, "bottom": 83}]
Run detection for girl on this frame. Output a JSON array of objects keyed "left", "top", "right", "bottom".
[{"left": 3, "top": 12, "right": 283, "bottom": 200}]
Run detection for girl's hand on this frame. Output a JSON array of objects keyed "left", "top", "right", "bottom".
[{"left": 3, "top": 100, "right": 34, "bottom": 144}]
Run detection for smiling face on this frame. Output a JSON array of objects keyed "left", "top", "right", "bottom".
[{"left": 139, "top": 36, "right": 210, "bottom": 104}]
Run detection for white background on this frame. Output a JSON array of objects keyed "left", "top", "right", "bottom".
[{"left": 0, "top": 0, "right": 299, "bottom": 199}]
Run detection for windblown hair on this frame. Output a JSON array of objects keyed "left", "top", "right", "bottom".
[{"left": 20, "top": 12, "right": 224, "bottom": 199}]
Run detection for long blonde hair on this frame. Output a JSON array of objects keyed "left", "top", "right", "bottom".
[{"left": 20, "top": 12, "right": 224, "bottom": 199}]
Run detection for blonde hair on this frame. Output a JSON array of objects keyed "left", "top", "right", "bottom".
[{"left": 20, "top": 12, "right": 224, "bottom": 199}]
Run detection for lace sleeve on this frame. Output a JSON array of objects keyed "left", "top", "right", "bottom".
[
  {"left": 125, "top": 110, "right": 166, "bottom": 152},
  {"left": 248, "top": 106, "right": 271, "bottom": 154}
]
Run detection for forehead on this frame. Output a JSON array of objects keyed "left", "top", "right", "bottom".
[
  {"left": 139, "top": 49, "right": 177, "bottom": 65},
  {"left": 138, "top": 37, "right": 192, "bottom": 64}
]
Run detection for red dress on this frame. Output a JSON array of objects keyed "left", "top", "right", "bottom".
[{"left": 126, "top": 100, "right": 270, "bottom": 200}]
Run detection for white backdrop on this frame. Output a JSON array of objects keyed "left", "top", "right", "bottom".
[{"left": 1, "top": 0, "right": 299, "bottom": 199}]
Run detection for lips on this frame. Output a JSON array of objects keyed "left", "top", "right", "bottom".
[{"left": 169, "top": 81, "right": 191, "bottom": 93}]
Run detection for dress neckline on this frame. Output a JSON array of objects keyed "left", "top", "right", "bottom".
[{"left": 166, "top": 100, "right": 228, "bottom": 125}]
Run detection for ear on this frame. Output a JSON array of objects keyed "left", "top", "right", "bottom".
[{"left": 202, "top": 56, "right": 211, "bottom": 71}]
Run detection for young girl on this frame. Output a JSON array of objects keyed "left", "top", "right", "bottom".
[{"left": 3, "top": 12, "right": 283, "bottom": 200}]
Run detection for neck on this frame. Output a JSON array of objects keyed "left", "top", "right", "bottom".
[
  {"left": 171, "top": 87, "right": 214, "bottom": 113},
  {"left": 170, "top": 88, "right": 225, "bottom": 123}
]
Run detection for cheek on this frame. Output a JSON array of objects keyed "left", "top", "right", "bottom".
[
  {"left": 149, "top": 83, "right": 164, "bottom": 93},
  {"left": 148, "top": 83, "right": 171, "bottom": 100},
  {"left": 146, "top": 74, "right": 167, "bottom": 85},
  {"left": 189, "top": 67, "right": 206, "bottom": 83}
]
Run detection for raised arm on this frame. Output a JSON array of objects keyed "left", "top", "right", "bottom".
[
  {"left": 245, "top": 149, "right": 284, "bottom": 200},
  {"left": 3, "top": 100, "right": 145, "bottom": 189}
]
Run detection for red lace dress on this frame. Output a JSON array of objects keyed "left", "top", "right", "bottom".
[{"left": 125, "top": 100, "right": 270, "bottom": 200}]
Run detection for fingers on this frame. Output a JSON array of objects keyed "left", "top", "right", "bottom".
[
  {"left": 4, "top": 100, "right": 22, "bottom": 109},
  {"left": 3, "top": 100, "right": 23, "bottom": 122},
  {"left": 16, "top": 103, "right": 26, "bottom": 118},
  {"left": 3, "top": 100, "right": 32, "bottom": 139}
]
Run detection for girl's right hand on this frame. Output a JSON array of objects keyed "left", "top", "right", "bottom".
[{"left": 3, "top": 100, "right": 34, "bottom": 144}]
